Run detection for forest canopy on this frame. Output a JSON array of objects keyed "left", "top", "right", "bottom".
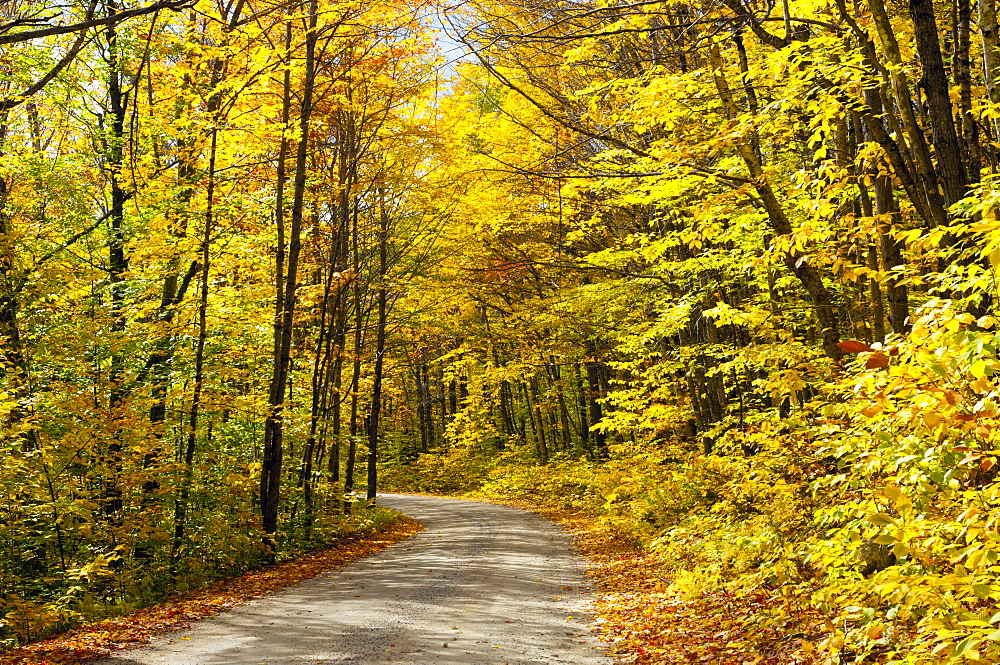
[{"left": 2, "top": 0, "right": 1000, "bottom": 661}]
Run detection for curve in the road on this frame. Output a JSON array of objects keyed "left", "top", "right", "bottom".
[{"left": 91, "top": 493, "right": 612, "bottom": 665}]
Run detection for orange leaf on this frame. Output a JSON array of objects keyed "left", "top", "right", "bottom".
[
  {"left": 837, "top": 340, "right": 874, "bottom": 353},
  {"left": 865, "top": 353, "right": 889, "bottom": 369}
]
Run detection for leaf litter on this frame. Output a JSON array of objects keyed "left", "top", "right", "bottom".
[
  {"left": 0, "top": 514, "right": 423, "bottom": 665},
  {"left": 494, "top": 498, "right": 827, "bottom": 665}
]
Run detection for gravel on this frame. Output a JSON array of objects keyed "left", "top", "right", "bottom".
[{"left": 91, "top": 493, "right": 612, "bottom": 665}]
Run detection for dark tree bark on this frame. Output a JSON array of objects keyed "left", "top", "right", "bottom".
[
  {"left": 908, "top": 0, "right": 967, "bottom": 205},
  {"left": 366, "top": 199, "right": 390, "bottom": 500},
  {"left": 343, "top": 206, "right": 367, "bottom": 511},
  {"left": 584, "top": 361, "right": 608, "bottom": 458},
  {"left": 102, "top": 3, "right": 129, "bottom": 520},
  {"left": 526, "top": 375, "right": 549, "bottom": 463},
  {"left": 574, "top": 362, "right": 592, "bottom": 459},
  {"left": 859, "top": 89, "right": 911, "bottom": 334},
  {"left": 955, "top": 0, "right": 981, "bottom": 183},
  {"left": 548, "top": 360, "right": 574, "bottom": 451},
  {"left": 261, "top": 1, "right": 318, "bottom": 543}
]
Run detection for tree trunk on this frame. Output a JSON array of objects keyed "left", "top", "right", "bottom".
[
  {"left": 584, "top": 361, "right": 608, "bottom": 458},
  {"left": 103, "top": 6, "right": 128, "bottom": 520},
  {"left": 0, "top": 114, "right": 34, "bottom": 450},
  {"left": 526, "top": 375, "right": 549, "bottom": 463},
  {"left": 343, "top": 206, "right": 366, "bottom": 512},
  {"left": 866, "top": 0, "right": 948, "bottom": 226},
  {"left": 981, "top": 0, "right": 1000, "bottom": 138},
  {"left": 548, "top": 360, "right": 573, "bottom": 451},
  {"left": 172, "top": 128, "right": 216, "bottom": 566},
  {"left": 955, "top": 0, "right": 981, "bottom": 183},
  {"left": 908, "top": 0, "right": 967, "bottom": 205},
  {"left": 708, "top": 43, "right": 842, "bottom": 361},
  {"left": 574, "top": 362, "right": 592, "bottom": 458},
  {"left": 366, "top": 198, "right": 390, "bottom": 501},
  {"left": 261, "top": 2, "right": 318, "bottom": 543}
]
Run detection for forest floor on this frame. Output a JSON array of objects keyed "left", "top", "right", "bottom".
[
  {"left": 84, "top": 494, "right": 608, "bottom": 664},
  {"left": 493, "top": 498, "right": 826, "bottom": 664},
  {"left": 0, "top": 514, "right": 423, "bottom": 665}
]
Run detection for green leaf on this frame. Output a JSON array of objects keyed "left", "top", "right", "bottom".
[{"left": 953, "top": 635, "right": 977, "bottom": 657}]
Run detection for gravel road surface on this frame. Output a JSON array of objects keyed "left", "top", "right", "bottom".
[{"left": 92, "top": 493, "right": 611, "bottom": 664}]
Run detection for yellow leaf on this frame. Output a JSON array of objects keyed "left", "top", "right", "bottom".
[
  {"left": 923, "top": 412, "right": 944, "bottom": 429},
  {"left": 862, "top": 403, "right": 885, "bottom": 417}
]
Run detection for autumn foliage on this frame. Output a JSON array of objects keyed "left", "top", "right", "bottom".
[
  {"left": 8, "top": 0, "right": 1000, "bottom": 659},
  {"left": 0, "top": 0, "right": 441, "bottom": 649}
]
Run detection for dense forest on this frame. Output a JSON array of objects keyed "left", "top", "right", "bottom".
[{"left": 1, "top": 0, "right": 999, "bottom": 660}]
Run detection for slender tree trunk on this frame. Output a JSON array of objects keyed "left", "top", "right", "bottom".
[
  {"left": 584, "top": 361, "right": 608, "bottom": 458},
  {"left": 862, "top": 89, "right": 911, "bottom": 333},
  {"left": 366, "top": 200, "right": 389, "bottom": 501},
  {"left": 326, "top": 306, "right": 347, "bottom": 481},
  {"left": 172, "top": 128, "right": 216, "bottom": 566},
  {"left": 437, "top": 365, "right": 447, "bottom": 436},
  {"left": 548, "top": 360, "right": 573, "bottom": 451},
  {"left": 877, "top": 187, "right": 910, "bottom": 334},
  {"left": 261, "top": 3, "right": 318, "bottom": 543},
  {"left": 866, "top": 243, "right": 885, "bottom": 343},
  {"left": 343, "top": 208, "right": 365, "bottom": 511},
  {"left": 866, "top": 0, "right": 948, "bottom": 225},
  {"left": 981, "top": 0, "right": 1000, "bottom": 138},
  {"left": 415, "top": 362, "right": 432, "bottom": 452},
  {"left": 520, "top": 381, "right": 544, "bottom": 462},
  {"left": 326, "top": 121, "right": 356, "bottom": 484},
  {"left": 956, "top": 0, "right": 981, "bottom": 182},
  {"left": 908, "top": 0, "right": 967, "bottom": 205},
  {"left": 574, "top": 362, "right": 592, "bottom": 458},
  {"left": 526, "top": 375, "right": 549, "bottom": 463},
  {"left": 103, "top": 7, "right": 128, "bottom": 520},
  {"left": 300, "top": 269, "right": 329, "bottom": 535},
  {"left": 497, "top": 378, "right": 514, "bottom": 443}
]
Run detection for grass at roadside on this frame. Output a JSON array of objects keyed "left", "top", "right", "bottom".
[{"left": 0, "top": 511, "right": 423, "bottom": 665}]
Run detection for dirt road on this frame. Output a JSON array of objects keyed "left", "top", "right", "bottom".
[{"left": 93, "top": 494, "right": 610, "bottom": 664}]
